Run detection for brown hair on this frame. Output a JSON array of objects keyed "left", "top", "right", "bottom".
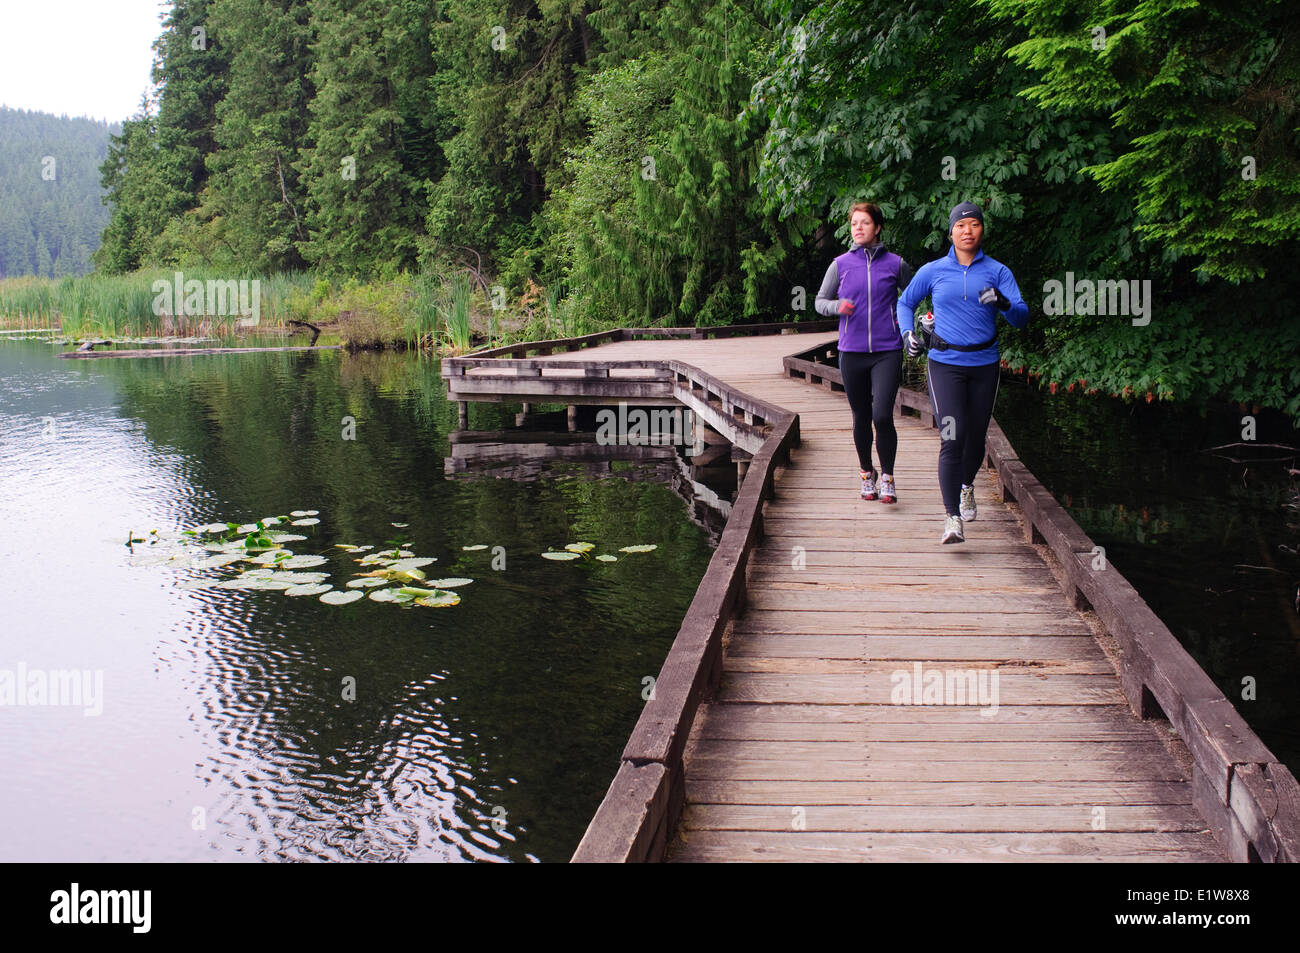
[{"left": 850, "top": 202, "right": 883, "bottom": 229}]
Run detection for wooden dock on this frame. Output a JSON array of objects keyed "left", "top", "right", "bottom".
[{"left": 442, "top": 325, "right": 1300, "bottom": 863}]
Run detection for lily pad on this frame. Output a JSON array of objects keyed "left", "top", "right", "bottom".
[
  {"left": 280, "top": 555, "right": 327, "bottom": 569},
  {"left": 415, "top": 590, "right": 460, "bottom": 608},
  {"left": 269, "top": 571, "right": 329, "bottom": 584},
  {"left": 236, "top": 523, "right": 260, "bottom": 534},
  {"left": 260, "top": 517, "right": 282, "bottom": 526},
  {"left": 320, "top": 590, "right": 364, "bottom": 605},
  {"left": 391, "top": 522, "right": 409, "bottom": 528},
  {"left": 565, "top": 542, "right": 595, "bottom": 553},
  {"left": 194, "top": 523, "right": 230, "bottom": 535},
  {"left": 345, "top": 577, "right": 390, "bottom": 588},
  {"left": 240, "top": 568, "right": 274, "bottom": 578},
  {"left": 290, "top": 518, "right": 320, "bottom": 526},
  {"left": 462, "top": 544, "right": 488, "bottom": 551},
  {"left": 195, "top": 553, "right": 244, "bottom": 569},
  {"left": 290, "top": 510, "right": 310, "bottom": 517},
  {"left": 596, "top": 554, "right": 618, "bottom": 562},
  {"left": 217, "top": 577, "right": 294, "bottom": 590},
  {"left": 269, "top": 533, "right": 308, "bottom": 543},
  {"left": 427, "top": 577, "right": 473, "bottom": 588},
  {"left": 618, "top": 544, "right": 658, "bottom": 553},
  {"left": 541, "top": 551, "right": 580, "bottom": 560},
  {"left": 285, "top": 583, "right": 333, "bottom": 597},
  {"left": 369, "top": 588, "right": 414, "bottom": 604},
  {"left": 321, "top": 590, "right": 366, "bottom": 605},
  {"left": 387, "top": 557, "right": 435, "bottom": 571},
  {"left": 249, "top": 549, "right": 293, "bottom": 565}
]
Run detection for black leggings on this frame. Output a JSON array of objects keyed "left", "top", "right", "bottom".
[
  {"left": 926, "top": 359, "right": 1000, "bottom": 516},
  {"left": 839, "top": 348, "right": 901, "bottom": 475}
]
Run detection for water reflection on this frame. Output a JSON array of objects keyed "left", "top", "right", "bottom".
[{"left": 0, "top": 342, "right": 715, "bottom": 862}]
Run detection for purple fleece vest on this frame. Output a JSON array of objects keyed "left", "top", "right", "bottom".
[{"left": 835, "top": 245, "right": 903, "bottom": 352}]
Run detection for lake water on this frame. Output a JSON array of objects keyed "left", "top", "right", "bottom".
[{"left": 0, "top": 342, "right": 714, "bottom": 862}]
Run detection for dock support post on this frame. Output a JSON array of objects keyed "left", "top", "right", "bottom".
[
  {"left": 458, "top": 401, "right": 468, "bottom": 430},
  {"left": 567, "top": 404, "right": 577, "bottom": 432}
]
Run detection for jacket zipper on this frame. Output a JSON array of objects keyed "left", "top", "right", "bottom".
[{"left": 866, "top": 247, "right": 873, "bottom": 351}]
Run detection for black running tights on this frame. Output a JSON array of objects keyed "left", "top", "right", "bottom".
[
  {"left": 839, "top": 348, "right": 902, "bottom": 475},
  {"left": 925, "top": 358, "right": 1000, "bottom": 516}
]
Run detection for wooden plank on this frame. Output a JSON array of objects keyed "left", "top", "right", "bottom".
[
  {"left": 684, "top": 779, "right": 1196, "bottom": 806},
  {"left": 745, "top": 550, "right": 1047, "bottom": 569},
  {"left": 682, "top": 758, "right": 1190, "bottom": 782},
  {"left": 741, "top": 589, "right": 1074, "bottom": 613},
  {"left": 694, "top": 702, "right": 1150, "bottom": 724},
  {"left": 688, "top": 738, "right": 1173, "bottom": 762},
  {"left": 723, "top": 657, "right": 1116, "bottom": 676},
  {"left": 760, "top": 518, "right": 1023, "bottom": 538},
  {"left": 730, "top": 611, "right": 1094, "bottom": 635},
  {"left": 571, "top": 761, "right": 669, "bottom": 863},
  {"left": 667, "top": 831, "right": 1221, "bottom": 862},
  {"left": 681, "top": 803, "right": 1208, "bottom": 833},
  {"left": 723, "top": 634, "right": 1106, "bottom": 661},
  {"left": 693, "top": 717, "right": 1157, "bottom": 743},
  {"left": 715, "top": 671, "right": 1123, "bottom": 704}
]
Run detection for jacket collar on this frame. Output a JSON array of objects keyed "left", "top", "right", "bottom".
[
  {"left": 849, "top": 240, "right": 888, "bottom": 259},
  {"left": 946, "top": 244, "right": 985, "bottom": 264}
]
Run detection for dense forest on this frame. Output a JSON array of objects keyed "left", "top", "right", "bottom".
[
  {"left": 0, "top": 108, "right": 115, "bottom": 278},
  {"left": 15, "top": 0, "right": 1300, "bottom": 418}
]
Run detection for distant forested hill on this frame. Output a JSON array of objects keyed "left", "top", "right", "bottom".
[{"left": 0, "top": 107, "right": 117, "bottom": 277}]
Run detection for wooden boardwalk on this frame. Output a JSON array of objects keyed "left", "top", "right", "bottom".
[{"left": 516, "top": 330, "right": 1224, "bottom": 861}]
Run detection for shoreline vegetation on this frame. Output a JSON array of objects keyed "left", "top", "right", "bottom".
[{"left": 0, "top": 270, "right": 589, "bottom": 354}]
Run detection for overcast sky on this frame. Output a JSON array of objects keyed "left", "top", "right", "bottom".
[{"left": 0, "top": 0, "right": 165, "bottom": 123}]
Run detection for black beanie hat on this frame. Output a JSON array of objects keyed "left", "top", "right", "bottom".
[{"left": 948, "top": 201, "right": 984, "bottom": 231}]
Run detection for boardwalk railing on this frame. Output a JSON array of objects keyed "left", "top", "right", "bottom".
[{"left": 781, "top": 339, "right": 1300, "bottom": 864}]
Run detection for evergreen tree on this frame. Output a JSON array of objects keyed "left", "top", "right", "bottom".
[
  {"left": 295, "top": 0, "right": 434, "bottom": 274},
  {"left": 572, "top": 0, "right": 789, "bottom": 325}
]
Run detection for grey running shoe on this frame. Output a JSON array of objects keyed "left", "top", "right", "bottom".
[
  {"left": 960, "top": 483, "right": 977, "bottom": 521},
  {"left": 941, "top": 515, "right": 965, "bottom": 544},
  {"left": 860, "top": 469, "right": 877, "bottom": 501},
  {"left": 878, "top": 473, "right": 896, "bottom": 504}
]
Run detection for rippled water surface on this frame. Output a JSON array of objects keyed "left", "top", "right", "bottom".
[{"left": 0, "top": 342, "right": 713, "bottom": 861}]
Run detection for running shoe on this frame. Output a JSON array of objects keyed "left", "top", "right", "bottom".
[
  {"left": 860, "top": 469, "right": 877, "bottom": 501},
  {"left": 960, "top": 483, "right": 977, "bottom": 521},
  {"left": 941, "top": 515, "right": 965, "bottom": 544},
  {"left": 878, "top": 474, "right": 896, "bottom": 504}
]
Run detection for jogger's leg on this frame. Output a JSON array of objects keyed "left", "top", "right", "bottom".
[
  {"left": 869, "top": 350, "right": 902, "bottom": 475},
  {"left": 927, "top": 359, "right": 966, "bottom": 516},
  {"left": 839, "top": 350, "right": 877, "bottom": 474},
  {"left": 959, "top": 361, "right": 1001, "bottom": 487}
]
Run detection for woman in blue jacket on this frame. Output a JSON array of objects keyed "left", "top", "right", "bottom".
[
  {"left": 897, "top": 201, "right": 1029, "bottom": 544},
  {"left": 815, "top": 202, "right": 914, "bottom": 503}
]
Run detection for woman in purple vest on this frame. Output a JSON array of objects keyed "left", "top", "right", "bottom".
[{"left": 815, "top": 202, "right": 914, "bottom": 502}]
